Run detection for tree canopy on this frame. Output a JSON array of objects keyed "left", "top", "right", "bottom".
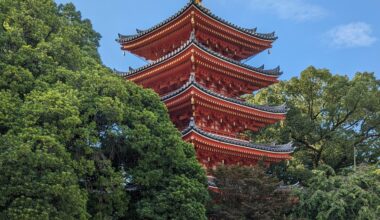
[
  {"left": 247, "top": 67, "right": 379, "bottom": 176},
  {"left": 292, "top": 164, "right": 380, "bottom": 220},
  {"left": 0, "top": 0, "right": 208, "bottom": 219},
  {"left": 207, "top": 165, "right": 294, "bottom": 220},
  {"left": 244, "top": 66, "right": 379, "bottom": 219}
]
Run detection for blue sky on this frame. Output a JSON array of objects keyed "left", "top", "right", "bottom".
[{"left": 54, "top": 0, "right": 379, "bottom": 80}]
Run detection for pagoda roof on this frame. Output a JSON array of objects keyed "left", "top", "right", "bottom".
[
  {"left": 116, "top": 32, "right": 282, "bottom": 78},
  {"left": 161, "top": 74, "right": 288, "bottom": 114},
  {"left": 182, "top": 118, "right": 293, "bottom": 153},
  {"left": 117, "top": 0, "right": 277, "bottom": 44}
]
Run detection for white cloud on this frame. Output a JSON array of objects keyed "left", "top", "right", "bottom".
[
  {"left": 325, "top": 22, "right": 377, "bottom": 48},
  {"left": 247, "top": 0, "right": 327, "bottom": 22}
]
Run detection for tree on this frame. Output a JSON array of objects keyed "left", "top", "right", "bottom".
[
  {"left": 207, "top": 165, "right": 294, "bottom": 220},
  {"left": 246, "top": 67, "right": 379, "bottom": 173},
  {"left": 244, "top": 67, "right": 380, "bottom": 218},
  {"left": 0, "top": 131, "right": 88, "bottom": 220},
  {"left": 292, "top": 164, "right": 380, "bottom": 220},
  {"left": 0, "top": 0, "right": 208, "bottom": 219}
]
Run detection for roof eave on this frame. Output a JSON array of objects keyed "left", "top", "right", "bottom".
[
  {"left": 116, "top": 39, "right": 283, "bottom": 78},
  {"left": 117, "top": 1, "right": 278, "bottom": 44},
  {"left": 182, "top": 124, "right": 294, "bottom": 153},
  {"left": 161, "top": 75, "right": 288, "bottom": 114}
]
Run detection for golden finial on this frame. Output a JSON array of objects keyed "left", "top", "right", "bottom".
[{"left": 195, "top": 0, "right": 202, "bottom": 4}]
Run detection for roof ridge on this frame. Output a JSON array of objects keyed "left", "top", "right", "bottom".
[
  {"left": 182, "top": 119, "right": 294, "bottom": 153},
  {"left": 116, "top": 1, "right": 277, "bottom": 43},
  {"left": 115, "top": 32, "right": 282, "bottom": 77},
  {"left": 193, "top": 2, "right": 277, "bottom": 40},
  {"left": 161, "top": 73, "right": 288, "bottom": 114}
]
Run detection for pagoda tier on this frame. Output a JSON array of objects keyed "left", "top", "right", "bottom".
[
  {"left": 117, "top": 34, "right": 282, "bottom": 98},
  {"left": 117, "top": 0, "right": 293, "bottom": 167},
  {"left": 183, "top": 118, "right": 292, "bottom": 168},
  {"left": 161, "top": 74, "right": 286, "bottom": 138},
  {"left": 117, "top": 0, "right": 276, "bottom": 61}
]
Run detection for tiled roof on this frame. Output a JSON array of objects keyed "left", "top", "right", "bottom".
[
  {"left": 115, "top": 32, "right": 282, "bottom": 78},
  {"left": 182, "top": 118, "right": 294, "bottom": 153},
  {"left": 117, "top": 0, "right": 277, "bottom": 43},
  {"left": 161, "top": 73, "right": 288, "bottom": 114}
]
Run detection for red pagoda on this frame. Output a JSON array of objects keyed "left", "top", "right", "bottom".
[{"left": 117, "top": 0, "right": 293, "bottom": 168}]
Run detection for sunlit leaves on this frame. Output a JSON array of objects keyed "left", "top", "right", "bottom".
[
  {"left": 292, "top": 165, "right": 380, "bottom": 220},
  {"left": 0, "top": 0, "right": 208, "bottom": 219},
  {"left": 247, "top": 66, "right": 379, "bottom": 171}
]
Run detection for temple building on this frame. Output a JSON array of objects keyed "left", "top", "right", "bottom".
[{"left": 117, "top": 0, "right": 293, "bottom": 168}]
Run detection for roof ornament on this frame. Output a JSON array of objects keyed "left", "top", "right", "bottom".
[
  {"left": 189, "top": 30, "right": 196, "bottom": 41},
  {"left": 189, "top": 117, "right": 196, "bottom": 127},
  {"left": 190, "top": 72, "right": 196, "bottom": 82},
  {"left": 279, "top": 103, "right": 289, "bottom": 111},
  {"left": 247, "top": 27, "right": 257, "bottom": 33},
  {"left": 136, "top": 29, "right": 145, "bottom": 34},
  {"left": 194, "top": 0, "right": 202, "bottom": 5}
]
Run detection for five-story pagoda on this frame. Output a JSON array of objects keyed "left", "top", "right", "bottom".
[{"left": 117, "top": 0, "right": 293, "bottom": 168}]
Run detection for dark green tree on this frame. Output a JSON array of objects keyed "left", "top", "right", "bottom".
[
  {"left": 244, "top": 67, "right": 380, "bottom": 219},
  {"left": 246, "top": 67, "right": 379, "bottom": 174},
  {"left": 207, "top": 165, "right": 294, "bottom": 220},
  {"left": 0, "top": 0, "right": 208, "bottom": 219},
  {"left": 292, "top": 164, "right": 380, "bottom": 220},
  {"left": 0, "top": 130, "right": 88, "bottom": 220}
]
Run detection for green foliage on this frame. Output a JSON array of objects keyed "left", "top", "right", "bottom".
[
  {"left": 0, "top": 91, "right": 20, "bottom": 134},
  {"left": 207, "top": 165, "right": 294, "bottom": 220},
  {"left": 0, "top": 0, "right": 208, "bottom": 219},
  {"left": 0, "top": 132, "right": 88, "bottom": 220},
  {"left": 136, "top": 175, "right": 208, "bottom": 220},
  {"left": 247, "top": 66, "right": 379, "bottom": 174},
  {"left": 292, "top": 164, "right": 380, "bottom": 220},
  {"left": 246, "top": 67, "right": 380, "bottom": 219}
]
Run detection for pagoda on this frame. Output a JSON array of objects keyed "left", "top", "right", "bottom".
[{"left": 117, "top": 0, "right": 293, "bottom": 168}]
